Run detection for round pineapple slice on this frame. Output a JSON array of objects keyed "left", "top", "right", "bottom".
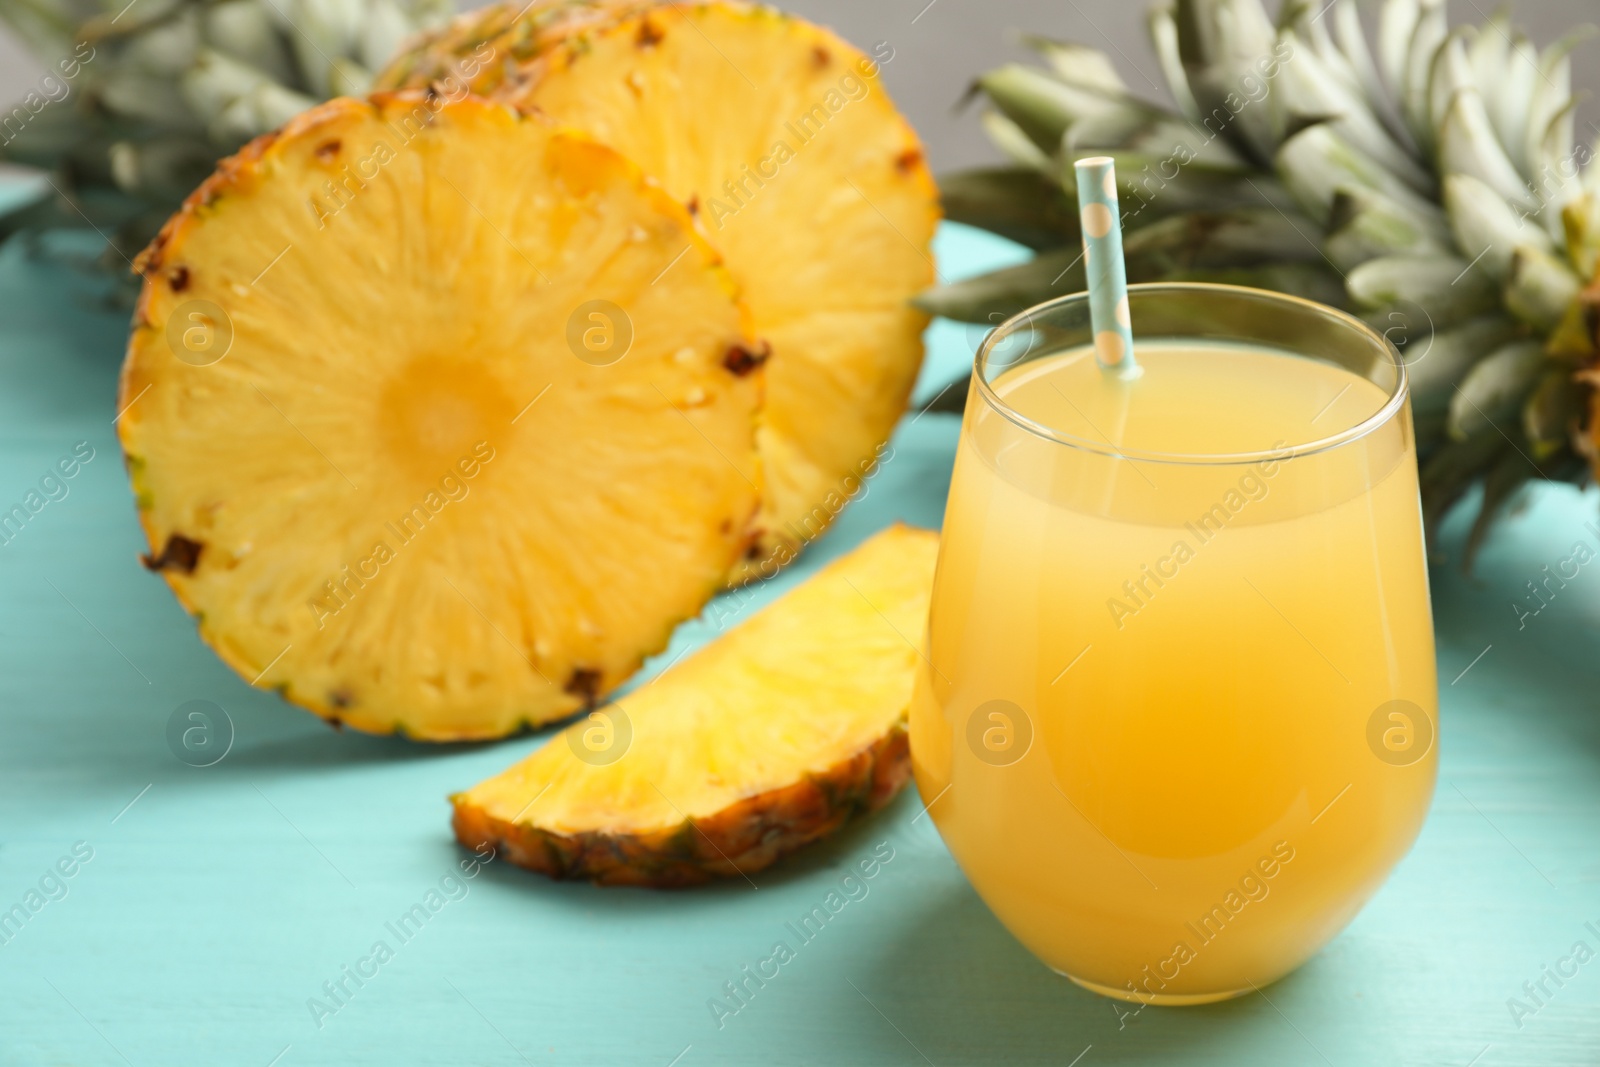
[
  {"left": 452, "top": 524, "right": 938, "bottom": 886},
  {"left": 119, "top": 93, "right": 763, "bottom": 740},
  {"left": 378, "top": 1, "right": 940, "bottom": 582}
]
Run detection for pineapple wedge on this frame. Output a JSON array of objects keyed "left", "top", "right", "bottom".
[
  {"left": 119, "top": 94, "right": 763, "bottom": 740},
  {"left": 452, "top": 523, "right": 938, "bottom": 886},
  {"left": 378, "top": 1, "right": 940, "bottom": 582}
]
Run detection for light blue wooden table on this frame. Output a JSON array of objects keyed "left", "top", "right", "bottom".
[{"left": 2, "top": 219, "right": 1597, "bottom": 1066}]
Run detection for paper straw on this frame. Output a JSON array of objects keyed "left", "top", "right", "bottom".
[{"left": 1074, "top": 156, "right": 1139, "bottom": 378}]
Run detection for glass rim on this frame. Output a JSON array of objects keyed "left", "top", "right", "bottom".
[{"left": 972, "top": 281, "right": 1410, "bottom": 468}]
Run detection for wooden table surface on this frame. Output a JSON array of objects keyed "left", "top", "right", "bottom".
[{"left": 1, "top": 220, "right": 1596, "bottom": 1066}]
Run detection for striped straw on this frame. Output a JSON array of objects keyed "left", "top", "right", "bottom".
[{"left": 1074, "top": 156, "right": 1139, "bottom": 378}]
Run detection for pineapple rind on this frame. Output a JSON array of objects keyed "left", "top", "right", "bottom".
[{"left": 452, "top": 724, "right": 909, "bottom": 886}]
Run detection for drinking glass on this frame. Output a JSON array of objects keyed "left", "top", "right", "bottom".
[{"left": 910, "top": 283, "right": 1437, "bottom": 1004}]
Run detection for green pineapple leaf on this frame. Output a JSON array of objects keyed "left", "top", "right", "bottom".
[
  {"left": 931, "top": 0, "right": 1600, "bottom": 561},
  {"left": 0, "top": 0, "right": 451, "bottom": 284}
]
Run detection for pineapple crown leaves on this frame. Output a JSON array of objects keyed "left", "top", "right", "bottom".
[
  {"left": 923, "top": 0, "right": 1600, "bottom": 555},
  {"left": 0, "top": 0, "right": 451, "bottom": 264}
]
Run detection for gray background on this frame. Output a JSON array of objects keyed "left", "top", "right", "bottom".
[{"left": 2, "top": 0, "right": 1597, "bottom": 172}]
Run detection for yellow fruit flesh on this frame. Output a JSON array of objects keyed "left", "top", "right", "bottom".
[
  {"left": 380, "top": 1, "right": 940, "bottom": 578},
  {"left": 120, "top": 96, "right": 761, "bottom": 739},
  {"left": 461, "top": 524, "right": 939, "bottom": 836}
]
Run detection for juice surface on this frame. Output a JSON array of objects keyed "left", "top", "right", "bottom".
[{"left": 911, "top": 341, "right": 1437, "bottom": 1002}]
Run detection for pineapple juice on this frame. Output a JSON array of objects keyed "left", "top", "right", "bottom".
[{"left": 910, "top": 340, "right": 1437, "bottom": 1003}]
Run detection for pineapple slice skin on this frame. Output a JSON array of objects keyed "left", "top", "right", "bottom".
[
  {"left": 119, "top": 93, "right": 763, "bottom": 740},
  {"left": 452, "top": 524, "right": 938, "bottom": 886},
  {"left": 452, "top": 725, "right": 908, "bottom": 887},
  {"left": 378, "top": 1, "right": 941, "bottom": 586}
]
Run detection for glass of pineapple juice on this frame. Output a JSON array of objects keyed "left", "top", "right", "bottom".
[{"left": 910, "top": 283, "right": 1437, "bottom": 1004}]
